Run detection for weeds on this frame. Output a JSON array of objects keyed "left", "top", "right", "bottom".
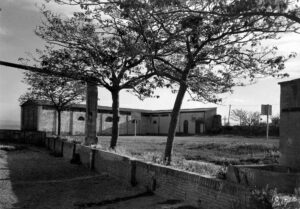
[{"left": 250, "top": 186, "right": 300, "bottom": 209}]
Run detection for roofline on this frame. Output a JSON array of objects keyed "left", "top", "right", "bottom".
[
  {"left": 21, "top": 100, "right": 217, "bottom": 113},
  {"left": 278, "top": 78, "right": 300, "bottom": 85}
]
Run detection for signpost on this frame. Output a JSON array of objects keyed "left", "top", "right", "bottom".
[
  {"left": 261, "top": 104, "right": 272, "bottom": 140},
  {"left": 131, "top": 112, "right": 141, "bottom": 136}
]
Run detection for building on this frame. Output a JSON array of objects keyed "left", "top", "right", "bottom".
[{"left": 21, "top": 100, "right": 217, "bottom": 135}]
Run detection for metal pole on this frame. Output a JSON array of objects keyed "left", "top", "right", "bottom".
[
  {"left": 266, "top": 105, "right": 269, "bottom": 140},
  {"left": 228, "top": 104, "right": 231, "bottom": 125},
  {"left": 134, "top": 120, "right": 137, "bottom": 136}
]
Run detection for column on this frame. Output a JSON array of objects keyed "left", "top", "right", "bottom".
[{"left": 85, "top": 82, "right": 98, "bottom": 145}]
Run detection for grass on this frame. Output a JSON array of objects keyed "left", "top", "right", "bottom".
[{"left": 64, "top": 135, "right": 279, "bottom": 177}]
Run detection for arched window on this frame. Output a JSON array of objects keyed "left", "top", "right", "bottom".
[
  {"left": 105, "top": 116, "right": 113, "bottom": 122},
  {"left": 78, "top": 116, "right": 85, "bottom": 121}
]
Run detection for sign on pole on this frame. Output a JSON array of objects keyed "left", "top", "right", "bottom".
[
  {"left": 261, "top": 104, "right": 272, "bottom": 140},
  {"left": 131, "top": 112, "right": 141, "bottom": 120},
  {"left": 261, "top": 105, "right": 272, "bottom": 116}
]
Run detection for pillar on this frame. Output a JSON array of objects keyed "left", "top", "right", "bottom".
[
  {"left": 279, "top": 78, "right": 300, "bottom": 170},
  {"left": 69, "top": 111, "right": 74, "bottom": 135},
  {"left": 85, "top": 82, "right": 98, "bottom": 145},
  {"left": 36, "top": 106, "right": 42, "bottom": 131}
]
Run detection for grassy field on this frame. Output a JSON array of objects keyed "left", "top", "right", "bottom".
[{"left": 67, "top": 135, "right": 279, "bottom": 177}]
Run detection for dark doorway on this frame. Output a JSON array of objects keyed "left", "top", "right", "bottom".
[
  {"left": 195, "top": 120, "right": 201, "bottom": 134},
  {"left": 195, "top": 120, "right": 204, "bottom": 134},
  {"left": 183, "top": 120, "right": 189, "bottom": 134}
]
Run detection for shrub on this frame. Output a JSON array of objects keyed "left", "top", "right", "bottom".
[{"left": 250, "top": 186, "right": 300, "bottom": 209}]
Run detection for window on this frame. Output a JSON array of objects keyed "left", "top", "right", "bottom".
[
  {"left": 153, "top": 120, "right": 157, "bottom": 124},
  {"left": 78, "top": 116, "right": 85, "bottom": 121},
  {"left": 105, "top": 116, "right": 113, "bottom": 122}
]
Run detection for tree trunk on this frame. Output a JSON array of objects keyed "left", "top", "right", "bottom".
[
  {"left": 57, "top": 110, "right": 61, "bottom": 137},
  {"left": 110, "top": 90, "right": 120, "bottom": 149},
  {"left": 164, "top": 83, "right": 187, "bottom": 165}
]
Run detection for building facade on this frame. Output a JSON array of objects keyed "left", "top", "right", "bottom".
[{"left": 21, "top": 100, "right": 217, "bottom": 136}]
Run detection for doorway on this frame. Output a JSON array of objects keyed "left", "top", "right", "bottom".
[
  {"left": 183, "top": 120, "right": 189, "bottom": 134},
  {"left": 195, "top": 120, "right": 204, "bottom": 134}
]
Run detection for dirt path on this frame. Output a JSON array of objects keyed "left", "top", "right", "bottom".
[{"left": 0, "top": 143, "right": 194, "bottom": 209}]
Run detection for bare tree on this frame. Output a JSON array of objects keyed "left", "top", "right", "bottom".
[
  {"left": 231, "top": 109, "right": 247, "bottom": 126},
  {"left": 231, "top": 109, "right": 260, "bottom": 126}
]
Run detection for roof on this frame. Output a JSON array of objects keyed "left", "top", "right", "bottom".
[
  {"left": 278, "top": 78, "right": 300, "bottom": 85},
  {"left": 21, "top": 100, "right": 216, "bottom": 113}
]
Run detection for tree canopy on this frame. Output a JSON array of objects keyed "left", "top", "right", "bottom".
[
  {"left": 41, "top": 0, "right": 298, "bottom": 163},
  {"left": 35, "top": 7, "right": 162, "bottom": 147}
]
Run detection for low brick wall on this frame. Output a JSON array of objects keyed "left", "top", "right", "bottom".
[
  {"left": 134, "top": 160, "right": 250, "bottom": 209},
  {"left": 43, "top": 138, "right": 251, "bottom": 209},
  {"left": 0, "top": 129, "right": 46, "bottom": 146},
  {"left": 93, "top": 150, "right": 133, "bottom": 184},
  {"left": 77, "top": 145, "right": 91, "bottom": 168},
  {"left": 63, "top": 141, "right": 75, "bottom": 160}
]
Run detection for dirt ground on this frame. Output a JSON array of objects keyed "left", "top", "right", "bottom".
[{"left": 0, "top": 143, "right": 193, "bottom": 209}]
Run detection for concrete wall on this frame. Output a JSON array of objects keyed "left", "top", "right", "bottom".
[
  {"left": 279, "top": 79, "right": 300, "bottom": 169},
  {"left": 22, "top": 104, "right": 38, "bottom": 131},
  {"left": 178, "top": 112, "right": 205, "bottom": 134},
  {"left": 23, "top": 104, "right": 216, "bottom": 136},
  {"left": 0, "top": 130, "right": 46, "bottom": 146},
  {"left": 39, "top": 109, "right": 56, "bottom": 134}
]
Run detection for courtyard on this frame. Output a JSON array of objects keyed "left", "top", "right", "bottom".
[{"left": 0, "top": 143, "right": 194, "bottom": 209}]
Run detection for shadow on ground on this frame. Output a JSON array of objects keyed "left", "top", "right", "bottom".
[{"left": 0, "top": 142, "right": 195, "bottom": 209}]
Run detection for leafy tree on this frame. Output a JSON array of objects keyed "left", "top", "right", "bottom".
[
  {"left": 20, "top": 71, "right": 86, "bottom": 136},
  {"left": 35, "top": 8, "right": 160, "bottom": 148},
  {"left": 231, "top": 109, "right": 260, "bottom": 126},
  {"left": 112, "top": 0, "right": 295, "bottom": 164},
  {"left": 45, "top": 0, "right": 297, "bottom": 164},
  {"left": 205, "top": 0, "right": 300, "bottom": 24}
]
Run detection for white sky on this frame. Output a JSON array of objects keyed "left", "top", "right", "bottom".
[{"left": 1, "top": 0, "right": 300, "bottom": 128}]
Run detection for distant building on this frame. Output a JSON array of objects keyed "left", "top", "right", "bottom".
[{"left": 20, "top": 100, "right": 217, "bottom": 136}]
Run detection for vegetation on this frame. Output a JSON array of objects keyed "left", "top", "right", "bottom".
[
  {"left": 65, "top": 135, "right": 279, "bottom": 176},
  {"left": 250, "top": 186, "right": 300, "bottom": 209},
  {"left": 231, "top": 109, "right": 261, "bottom": 126},
  {"left": 39, "top": 0, "right": 298, "bottom": 164},
  {"left": 113, "top": 0, "right": 296, "bottom": 165},
  {"left": 34, "top": 7, "right": 162, "bottom": 148}
]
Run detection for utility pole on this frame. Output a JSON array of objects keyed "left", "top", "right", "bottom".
[
  {"left": 261, "top": 104, "right": 272, "bottom": 140},
  {"left": 223, "top": 116, "right": 227, "bottom": 126},
  {"left": 266, "top": 105, "right": 270, "bottom": 140},
  {"left": 228, "top": 105, "right": 231, "bottom": 126}
]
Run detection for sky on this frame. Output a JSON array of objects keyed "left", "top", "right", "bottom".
[{"left": 1, "top": 0, "right": 300, "bottom": 129}]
